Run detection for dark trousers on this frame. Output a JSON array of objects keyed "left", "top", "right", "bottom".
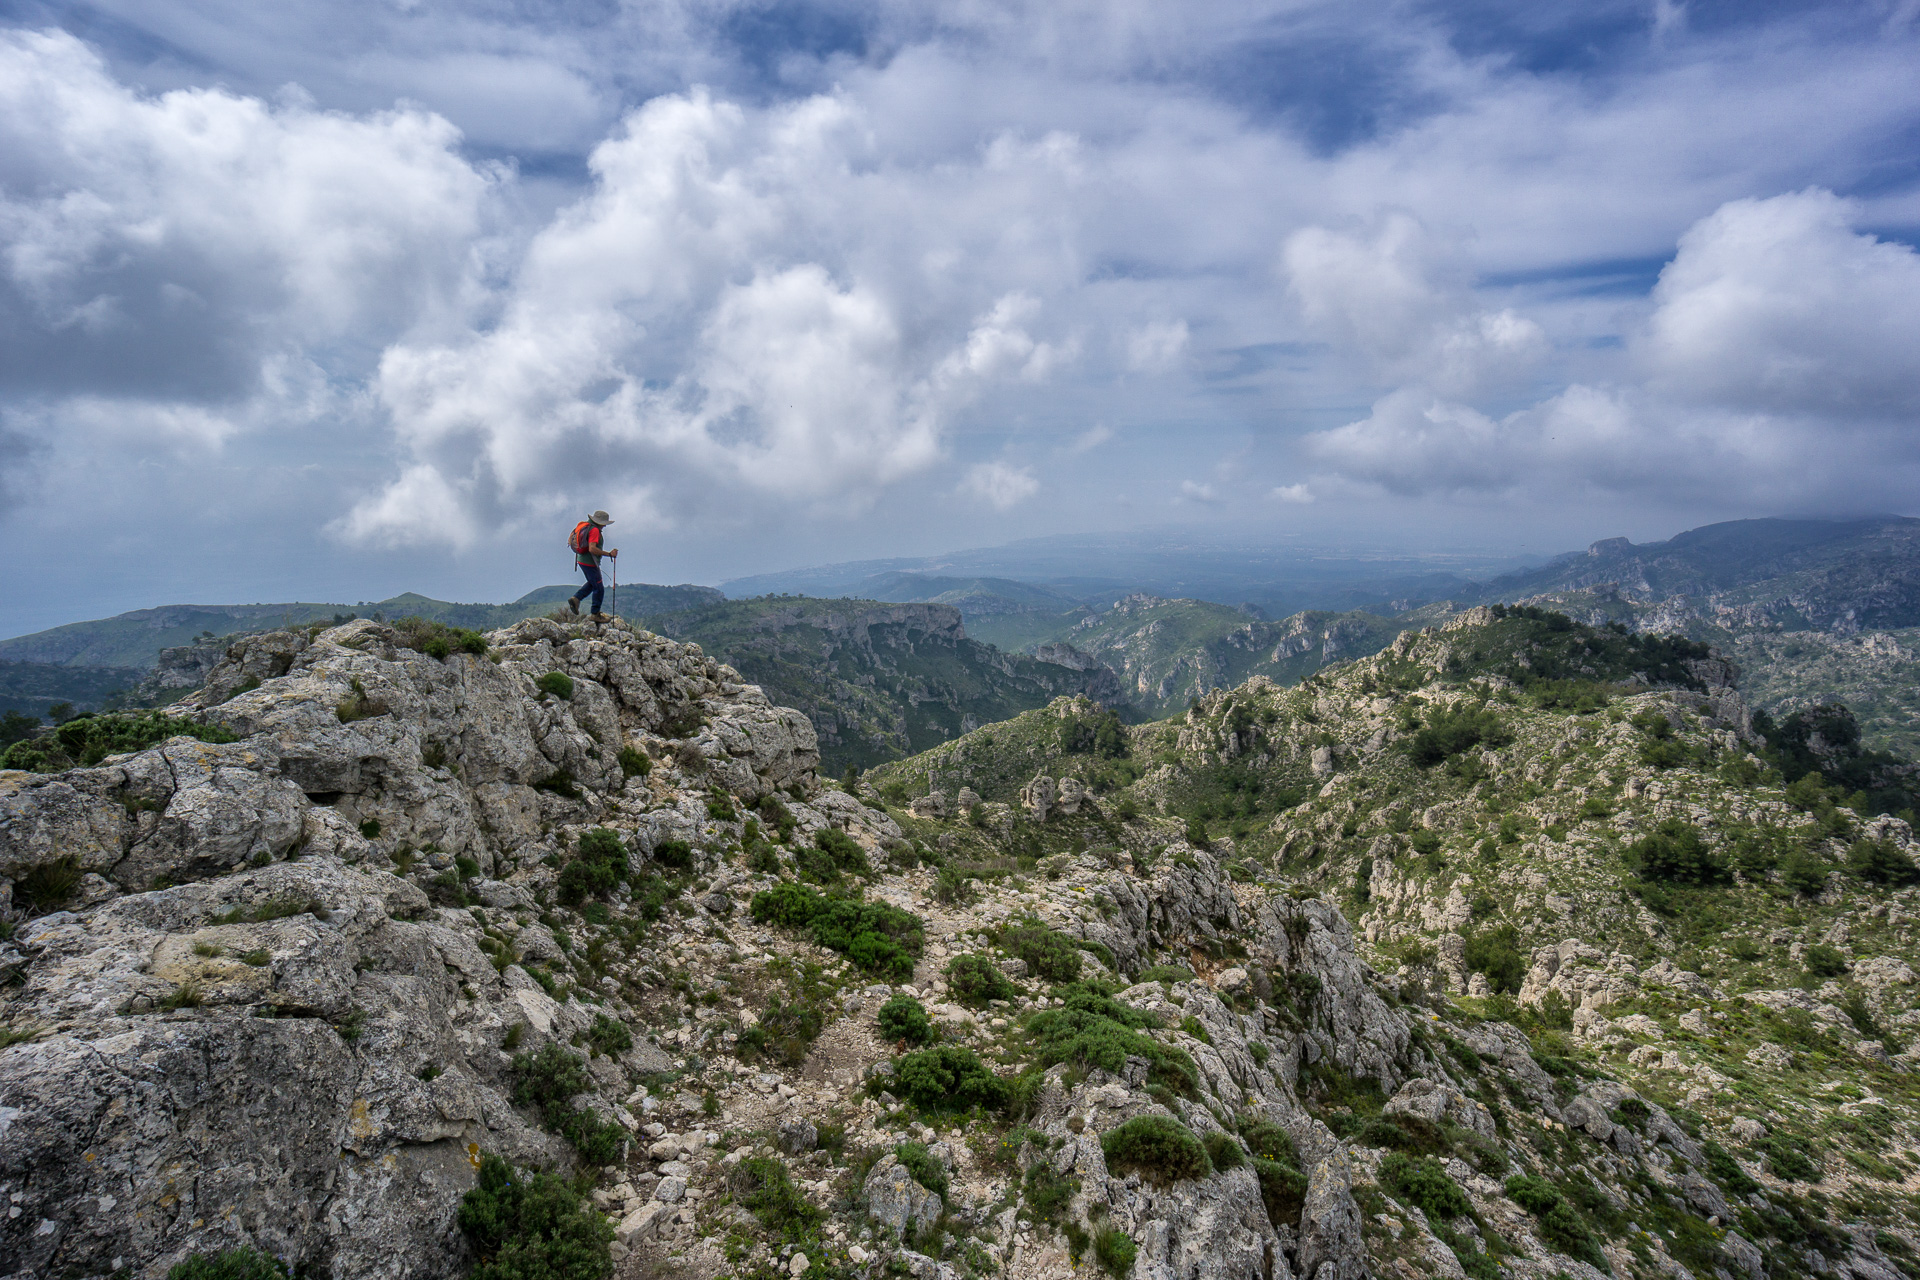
[{"left": 572, "top": 563, "right": 604, "bottom": 612}]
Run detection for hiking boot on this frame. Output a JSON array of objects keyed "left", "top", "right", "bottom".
[
  {"left": 566, "top": 597, "right": 579, "bottom": 616},
  {"left": 590, "top": 611, "right": 609, "bottom": 621}
]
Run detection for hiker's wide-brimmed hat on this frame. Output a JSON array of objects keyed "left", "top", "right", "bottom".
[{"left": 591, "top": 510, "right": 613, "bottom": 526}]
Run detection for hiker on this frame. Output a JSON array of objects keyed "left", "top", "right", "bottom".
[{"left": 567, "top": 510, "right": 618, "bottom": 618}]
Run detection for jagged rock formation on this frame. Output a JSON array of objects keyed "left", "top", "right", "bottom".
[{"left": 7, "top": 603, "right": 1920, "bottom": 1280}]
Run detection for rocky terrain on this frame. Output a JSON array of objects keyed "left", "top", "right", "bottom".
[{"left": 5, "top": 602, "right": 1920, "bottom": 1280}]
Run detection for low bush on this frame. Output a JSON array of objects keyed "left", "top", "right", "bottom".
[
  {"left": 587, "top": 1012, "right": 632, "bottom": 1057},
  {"left": 558, "top": 828, "right": 628, "bottom": 905},
  {"left": 1383, "top": 1153, "right": 1469, "bottom": 1219},
  {"left": 1462, "top": 924, "right": 1525, "bottom": 994},
  {"left": 1252, "top": 1156, "right": 1308, "bottom": 1227},
  {"left": 166, "top": 1247, "right": 291, "bottom": 1280},
  {"left": 510, "top": 1043, "right": 627, "bottom": 1165},
  {"left": 617, "top": 746, "right": 652, "bottom": 780},
  {"left": 651, "top": 838, "right": 693, "bottom": 870},
  {"left": 1026, "top": 985, "right": 1198, "bottom": 1095},
  {"left": 1501, "top": 1174, "right": 1603, "bottom": 1267},
  {"left": 1759, "top": 1134, "right": 1819, "bottom": 1181},
  {"left": 393, "top": 616, "right": 489, "bottom": 660},
  {"left": 749, "top": 883, "right": 924, "bottom": 980},
  {"left": 1000, "top": 918, "right": 1082, "bottom": 982},
  {"left": 1202, "top": 1132, "right": 1244, "bottom": 1170},
  {"left": 797, "top": 828, "right": 870, "bottom": 883},
  {"left": 1022, "top": 1161, "right": 1077, "bottom": 1226},
  {"left": 1408, "top": 707, "right": 1511, "bottom": 767},
  {"left": 1, "top": 710, "right": 236, "bottom": 773},
  {"left": 895, "top": 1140, "right": 949, "bottom": 1199},
  {"left": 1780, "top": 849, "right": 1832, "bottom": 896},
  {"left": 877, "top": 995, "right": 935, "bottom": 1045},
  {"left": 738, "top": 996, "right": 826, "bottom": 1066},
  {"left": 933, "top": 865, "right": 979, "bottom": 905},
  {"left": 535, "top": 672, "right": 575, "bottom": 701},
  {"left": 1100, "top": 1115, "right": 1211, "bottom": 1185},
  {"left": 1803, "top": 944, "right": 1848, "bottom": 979},
  {"left": 1627, "top": 818, "right": 1728, "bottom": 885},
  {"left": 1092, "top": 1227, "right": 1137, "bottom": 1279},
  {"left": 889, "top": 1045, "right": 1010, "bottom": 1113},
  {"left": 458, "top": 1151, "right": 613, "bottom": 1280},
  {"left": 946, "top": 953, "right": 1019, "bottom": 1006},
  {"left": 1704, "top": 1140, "right": 1760, "bottom": 1196}
]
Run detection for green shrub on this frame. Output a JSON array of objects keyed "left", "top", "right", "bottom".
[
  {"left": 1803, "top": 944, "right": 1848, "bottom": 979},
  {"left": 1462, "top": 924, "right": 1525, "bottom": 995},
  {"left": 890, "top": 1045, "right": 1009, "bottom": 1113},
  {"left": 1100, "top": 1115, "right": 1211, "bottom": 1185},
  {"left": 1092, "top": 1227, "right": 1137, "bottom": 1278},
  {"left": 1705, "top": 1141, "right": 1760, "bottom": 1196},
  {"left": 739, "top": 996, "right": 826, "bottom": 1066},
  {"left": 1, "top": 710, "right": 237, "bottom": 773},
  {"left": 509, "top": 1043, "right": 626, "bottom": 1165},
  {"left": 895, "top": 1140, "right": 949, "bottom": 1199},
  {"left": 617, "top": 746, "right": 652, "bottom": 780},
  {"left": 1503, "top": 1174, "right": 1560, "bottom": 1215},
  {"left": 946, "top": 953, "right": 1019, "bottom": 1006},
  {"left": 1383, "top": 1153, "right": 1468, "bottom": 1219},
  {"left": 1780, "top": 850, "right": 1831, "bottom": 896},
  {"left": 587, "top": 1012, "right": 632, "bottom": 1057},
  {"left": 1252, "top": 1156, "right": 1308, "bottom": 1226},
  {"left": 1846, "top": 837, "right": 1920, "bottom": 885},
  {"left": 1501, "top": 1175, "right": 1605, "bottom": 1265},
  {"left": 558, "top": 828, "right": 628, "bottom": 905},
  {"left": 535, "top": 671, "right": 575, "bottom": 701},
  {"left": 877, "top": 995, "right": 935, "bottom": 1045},
  {"left": 532, "top": 769, "right": 580, "bottom": 799},
  {"left": 1026, "top": 986, "right": 1198, "bottom": 1095},
  {"left": 1759, "top": 1134, "right": 1819, "bottom": 1181},
  {"left": 651, "top": 838, "right": 693, "bottom": 870},
  {"left": 748, "top": 884, "right": 922, "bottom": 979},
  {"left": 1001, "top": 918, "right": 1082, "bottom": 982},
  {"left": 757, "top": 794, "right": 798, "bottom": 842},
  {"left": 1627, "top": 818, "right": 1728, "bottom": 885},
  {"left": 934, "top": 865, "right": 979, "bottom": 905},
  {"left": 166, "top": 1247, "right": 292, "bottom": 1280},
  {"left": 458, "top": 1151, "right": 613, "bottom": 1280},
  {"left": 1408, "top": 707, "right": 1511, "bottom": 767},
  {"left": 1202, "top": 1132, "right": 1244, "bottom": 1170},
  {"left": 816, "top": 828, "right": 869, "bottom": 873},
  {"left": 1022, "top": 1161, "right": 1077, "bottom": 1226},
  {"left": 728, "top": 1155, "right": 821, "bottom": 1240}
]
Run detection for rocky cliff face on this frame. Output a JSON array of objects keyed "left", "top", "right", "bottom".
[{"left": 0, "top": 616, "right": 835, "bottom": 1278}]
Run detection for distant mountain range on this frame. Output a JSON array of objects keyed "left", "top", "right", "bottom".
[
  {"left": 634, "top": 596, "right": 1124, "bottom": 772},
  {"left": 6, "top": 515, "right": 1918, "bottom": 761}
]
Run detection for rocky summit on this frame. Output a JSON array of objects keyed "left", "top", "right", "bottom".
[{"left": 2, "top": 607, "right": 1918, "bottom": 1280}]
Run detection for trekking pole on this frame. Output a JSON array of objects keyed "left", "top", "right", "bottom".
[{"left": 609, "top": 555, "right": 617, "bottom": 621}]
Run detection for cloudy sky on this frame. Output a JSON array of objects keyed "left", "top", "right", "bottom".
[{"left": 1, "top": 0, "right": 1917, "bottom": 635}]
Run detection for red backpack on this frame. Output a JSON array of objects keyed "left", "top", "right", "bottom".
[{"left": 568, "top": 520, "right": 598, "bottom": 558}]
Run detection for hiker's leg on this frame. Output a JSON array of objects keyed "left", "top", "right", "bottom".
[{"left": 584, "top": 564, "right": 605, "bottom": 613}]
